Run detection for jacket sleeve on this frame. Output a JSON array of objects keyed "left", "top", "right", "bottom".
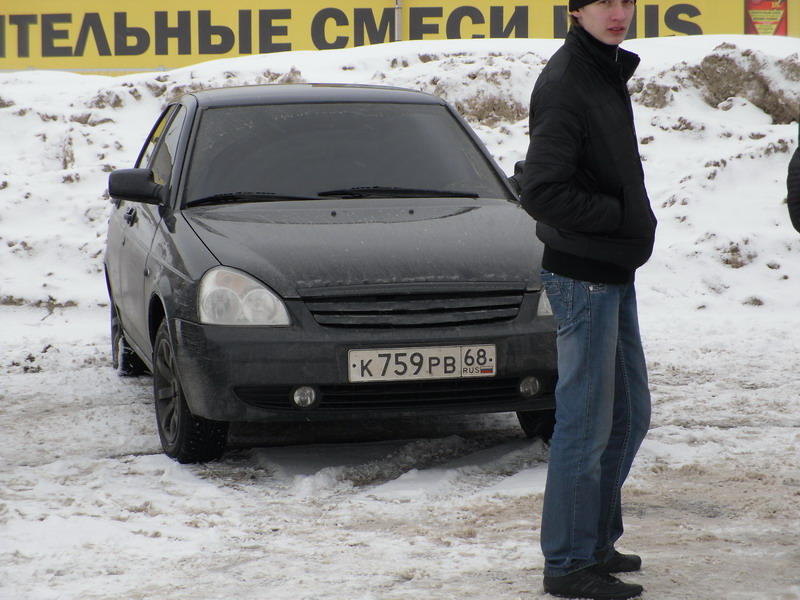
[
  {"left": 519, "top": 80, "right": 622, "bottom": 233},
  {"left": 788, "top": 146, "right": 800, "bottom": 233}
]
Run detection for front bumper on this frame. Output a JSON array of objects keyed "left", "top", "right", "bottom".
[{"left": 171, "top": 296, "right": 557, "bottom": 423}]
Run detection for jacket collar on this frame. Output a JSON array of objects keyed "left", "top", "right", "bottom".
[{"left": 566, "top": 26, "right": 640, "bottom": 84}]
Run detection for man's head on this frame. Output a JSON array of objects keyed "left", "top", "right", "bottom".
[{"left": 569, "top": 0, "right": 637, "bottom": 45}]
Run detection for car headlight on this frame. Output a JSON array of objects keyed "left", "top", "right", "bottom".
[
  {"left": 537, "top": 289, "right": 553, "bottom": 317},
  {"left": 199, "top": 266, "right": 291, "bottom": 326}
]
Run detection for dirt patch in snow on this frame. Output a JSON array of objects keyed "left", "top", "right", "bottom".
[{"left": 687, "top": 43, "right": 800, "bottom": 124}]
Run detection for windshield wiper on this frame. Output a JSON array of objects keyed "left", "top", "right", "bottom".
[
  {"left": 317, "top": 186, "right": 480, "bottom": 199},
  {"left": 186, "top": 191, "right": 320, "bottom": 207}
]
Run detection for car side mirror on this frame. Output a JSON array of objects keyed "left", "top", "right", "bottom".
[
  {"left": 507, "top": 160, "right": 525, "bottom": 195},
  {"left": 108, "top": 168, "right": 164, "bottom": 205}
]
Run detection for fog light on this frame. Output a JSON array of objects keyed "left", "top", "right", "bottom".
[
  {"left": 292, "top": 386, "right": 319, "bottom": 408},
  {"left": 519, "top": 376, "right": 543, "bottom": 399}
]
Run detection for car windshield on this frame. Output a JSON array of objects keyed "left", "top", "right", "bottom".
[{"left": 183, "top": 102, "right": 511, "bottom": 205}]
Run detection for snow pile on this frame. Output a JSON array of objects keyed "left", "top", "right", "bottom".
[{"left": 1, "top": 35, "right": 799, "bottom": 599}]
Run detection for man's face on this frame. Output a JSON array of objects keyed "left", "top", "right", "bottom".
[{"left": 571, "top": 0, "right": 636, "bottom": 45}]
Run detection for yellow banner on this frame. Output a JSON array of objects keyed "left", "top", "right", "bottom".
[{"left": 0, "top": 1, "right": 795, "bottom": 73}]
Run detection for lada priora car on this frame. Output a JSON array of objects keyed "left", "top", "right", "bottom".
[{"left": 104, "top": 83, "right": 557, "bottom": 463}]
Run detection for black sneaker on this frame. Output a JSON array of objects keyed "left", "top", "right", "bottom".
[
  {"left": 543, "top": 564, "right": 644, "bottom": 599},
  {"left": 600, "top": 551, "right": 642, "bottom": 574}
]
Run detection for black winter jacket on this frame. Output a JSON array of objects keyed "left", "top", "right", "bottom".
[
  {"left": 520, "top": 27, "right": 656, "bottom": 280},
  {"left": 788, "top": 135, "right": 800, "bottom": 232}
]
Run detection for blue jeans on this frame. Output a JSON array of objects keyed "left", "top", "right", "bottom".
[{"left": 539, "top": 271, "right": 651, "bottom": 577}]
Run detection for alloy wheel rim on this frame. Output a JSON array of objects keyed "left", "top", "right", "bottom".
[{"left": 154, "top": 338, "right": 180, "bottom": 446}]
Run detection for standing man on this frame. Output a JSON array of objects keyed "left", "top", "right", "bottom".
[{"left": 519, "top": 1, "right": 656, "bottom": 599}]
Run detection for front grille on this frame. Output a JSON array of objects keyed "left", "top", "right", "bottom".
[
  {"left": 236, "top": 377, "right": 525, "bottom": 412},
  {"left": 298, "top": 282, "right": 526, "bottom": 328}
]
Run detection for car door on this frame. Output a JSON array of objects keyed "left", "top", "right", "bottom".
[{"left": 111, "top": 104, "right": 186, "bottom": 355}]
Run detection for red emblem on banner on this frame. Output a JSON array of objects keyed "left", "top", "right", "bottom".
[{"left": 745, "top": 0, "right": 788, "bottom": 35}]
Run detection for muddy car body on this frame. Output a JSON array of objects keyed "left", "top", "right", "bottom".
[{"left": 104, "top": 84, "right": 557, "bottom": 463}]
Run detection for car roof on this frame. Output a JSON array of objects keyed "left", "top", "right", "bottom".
[{"left": 188, "top": 83, "right": 446, "bottom": 108}]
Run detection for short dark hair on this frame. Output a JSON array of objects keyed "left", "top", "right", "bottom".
[{"left": 569, "top": 13, "right": 579, "bottom": 28}]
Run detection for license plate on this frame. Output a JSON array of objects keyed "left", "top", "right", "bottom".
[{"left": 348, "top": 345, "right": 496, "bottom": 383}]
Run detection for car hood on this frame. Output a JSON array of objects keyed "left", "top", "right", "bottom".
[{"left": 183, "top": 198, "right": 543, "bottom": 298}]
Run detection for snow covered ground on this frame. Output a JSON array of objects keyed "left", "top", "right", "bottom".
[{"left": 2, "top": 34, "right": 800, "bottom": 599}]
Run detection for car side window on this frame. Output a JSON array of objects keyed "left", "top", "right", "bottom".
[
  {"left": 136, "top": 105, "right": 175, "bottom": 170},
  {"left": 148, "top": 106, "right": 187, "bottom": 186}
]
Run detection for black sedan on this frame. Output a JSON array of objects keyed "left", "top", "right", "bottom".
[{"left": 105, "top": 83, "right": 557, "bottom": 463}]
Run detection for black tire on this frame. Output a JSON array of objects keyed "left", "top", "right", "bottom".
[
  {"left": 517, "top": 409, "right": 556, "bottom": 443},
  {"left": 153, "top": 320, "right": 228, "bottom": 463},
  {"left": 111, "top": 304, "right": 148, "bottom": 376}
]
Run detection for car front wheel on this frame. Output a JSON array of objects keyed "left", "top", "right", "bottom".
[{"left": 153, "top": 320, "right": 228, "bottom": 463}]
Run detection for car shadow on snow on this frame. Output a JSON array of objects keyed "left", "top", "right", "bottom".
[{"left": 202, "top": 413, "right": 550, "bottom": 495}]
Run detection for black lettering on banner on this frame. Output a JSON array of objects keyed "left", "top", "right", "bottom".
[
  {"left": 447, "top": 6, "right": 485, "bottom": 39},
  {"left": 490, "top": 6, "right": 528, "bottom": 38},
  {"left": 42, "top": 13, "right": 72, "bottom": 57},
  {"left": 198, "top": 10, "right": 234, "bottom": 54},
  {"left": 644, "top": 5, "right": 659, "bottom": 38},
  {"left": 258, "top": 9, "right": 291, "bottom": 54},
  {"left": 553, "top": 6, "right": 568, "bottom": 39},
  {"left": 239, "top": 10, "right": 252, "bottom": 54},
  {"left": 625, "top": 5, "right": 666, "bottom": 39},
  {"left": 665, "top": 4, "right": 702, "bottom": 35},
  {"left": 0, "top": 3, "right": 710, "bottom": 64},
  {"left": 155, "top": 11, "right": 191, "bottom": 55},
  {"left": 409, "top": 7, "right": 442, "bottom": 40},
  {"left": 353, "top": 8, "right": 395, "bottom": 46},
  {"left": 114, "top": 12, "right": 149, "bottom": 56},
  {"left": 311, "top": 8, "right": 349, "bottom": 50},
  {"left": 75, "top": 13, "right": 111, "bottom": 56},
  {"left": 9, "top": 14, "right": 37, "bottom": 58}
]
